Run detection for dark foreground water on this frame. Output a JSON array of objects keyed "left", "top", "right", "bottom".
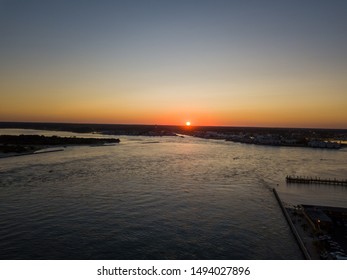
[{"left": 1, "top": 130, "right": 346, "bottom": 259}]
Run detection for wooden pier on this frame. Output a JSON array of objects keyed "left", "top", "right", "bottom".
[{"left": 286, "top": 176, "right": 347, "bottom": 186}]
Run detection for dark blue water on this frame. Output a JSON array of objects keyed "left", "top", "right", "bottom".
[{"left": 1, "top": 130, "right": 346, "bottom": 259}]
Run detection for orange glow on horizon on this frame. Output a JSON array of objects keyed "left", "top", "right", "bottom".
[{"left": 1, "top": 93, "right": 346, "bottom": 129}]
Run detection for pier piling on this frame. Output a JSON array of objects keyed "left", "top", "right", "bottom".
[{"left": 286, "top": 176, "right": 347, "bottom": 186}]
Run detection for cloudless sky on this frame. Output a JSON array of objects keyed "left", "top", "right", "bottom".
[{"left": 1, "top": 0, "right": 346, "bottom": 128}]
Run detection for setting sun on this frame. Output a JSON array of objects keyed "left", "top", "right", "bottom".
[{"left": 185, "top": 121, "right": 191, "bottom": 126}]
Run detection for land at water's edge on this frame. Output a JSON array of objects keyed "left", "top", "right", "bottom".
[
  {"left": 0, "top": 135, "right": 120, "bottom": 158},
  {"left": 273, "top": 188, "right": 347, "bottom": 260},
  {"left": 285, "top": 205, "right": 347, "bottom": 260},
  {"left": 1, "top": 121, "right": 346, "bottom": 149}
]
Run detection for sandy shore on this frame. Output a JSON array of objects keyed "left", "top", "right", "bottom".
[{"left": 0, "top": 147, "right": 64, "bottom": 158}]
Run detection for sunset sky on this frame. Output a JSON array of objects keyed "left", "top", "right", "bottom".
[{"left": 1, "top": 0, "right": 346, "bottom": 128}]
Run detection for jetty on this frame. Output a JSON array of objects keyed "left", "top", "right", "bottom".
[
  {"left": 286, "top": 176, "right": 347, "bottom": 186},
  {"left": 273, "top": 188, "right": 311, "bottom": 259}
]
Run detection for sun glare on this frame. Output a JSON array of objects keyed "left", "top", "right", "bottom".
[{"left": 185, "top": 121, "right": 191, "bottom": 126}]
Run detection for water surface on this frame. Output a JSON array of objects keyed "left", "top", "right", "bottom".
[{"left": 1, "top": 130, "right": 346, "bottom": 259}]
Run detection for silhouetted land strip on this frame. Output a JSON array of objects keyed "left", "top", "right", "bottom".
[
  {"left": 273, "top": 188, "right": 309, "bottom": 259},
  {"left": 0, "top": 135, "right": 120, "bottom": 154},
  {"left": 286, "top": 176, "right": 347, "bottom": 186},
  {"left": 1, "top": 121, "right": 346, "bottom": 137},
  {"left": 0, "top": 135, "right": 120, "bottom": 146},
  {"left": 0, "top": 122, "right": 178, "bottom": 136},
  {"left": 1, "top": 122, "right": 346, "bottom": 149}
]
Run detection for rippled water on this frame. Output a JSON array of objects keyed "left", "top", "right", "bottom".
[{"left": 1, "top": 130, "right": 346, "bottom": 259}]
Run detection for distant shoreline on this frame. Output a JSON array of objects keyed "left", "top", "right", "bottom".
[
  {"left": 0, "top": 134, "right": 120, "bottom": 158},
  {"left": 1, "top": 122, "right": 347, "bottom": 150},
  {"left": 0, "top": 121, "right": 346, "bottom": 135}
]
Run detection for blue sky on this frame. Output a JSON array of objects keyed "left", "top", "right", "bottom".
[{"left": 1, "top": 0, "right": 346, "bottom": 127}]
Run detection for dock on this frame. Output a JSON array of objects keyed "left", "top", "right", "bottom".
[
  {"left": 273, "top": 188, "right": 311, "bottom": 259},
  {"left": 286, "top": 176, "right": 347, "bottom": 186}
]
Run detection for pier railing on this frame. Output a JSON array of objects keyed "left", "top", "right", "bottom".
[{"left": 286, "top": 176, "right": 347, "bottom": 186}]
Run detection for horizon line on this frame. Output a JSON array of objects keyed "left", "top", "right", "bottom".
[{"left": 0, "top": 121, "right": 346, "bottom": 131}]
